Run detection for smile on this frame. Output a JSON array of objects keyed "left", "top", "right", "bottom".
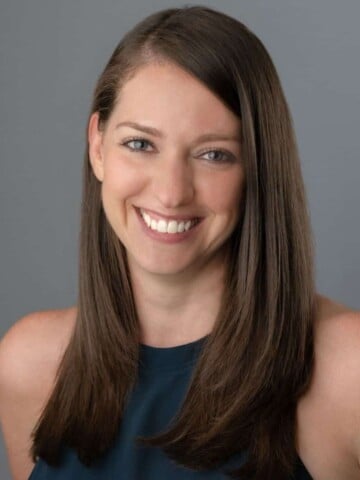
[{"left": 139, "top": 208, "right": 200, "bottom": 234}]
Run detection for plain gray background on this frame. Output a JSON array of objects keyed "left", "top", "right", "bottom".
[{"left": 1, "top": 1, "right": 359, "bottom": 478}]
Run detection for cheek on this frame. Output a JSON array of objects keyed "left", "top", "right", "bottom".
[
  {"left": 201, "top": 170, "right": 245, "bottom": 215},
  {"left": 102, "top": 156, "right": 146, "bottom": 199},
  {"left": 100, "top": 159, "right": 146, "bottom": 231}
]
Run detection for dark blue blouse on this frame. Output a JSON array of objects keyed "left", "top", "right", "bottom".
[{"left": 28, "top": 336, "right": 312, "bottom": 479}]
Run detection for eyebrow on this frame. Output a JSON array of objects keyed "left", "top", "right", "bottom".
[{"left": 115, "top": 121, "right": 241, "bottom": 143}]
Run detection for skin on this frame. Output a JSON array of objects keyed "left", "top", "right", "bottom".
[
  {"left": 88, "top": 61, "right": 245, "bottom": 346},
  {"left": 0, "top": 62, "right": 359, "bottom": 480},
  {"left": 296, "top": 298, "right": 360, "bottom": 479}
]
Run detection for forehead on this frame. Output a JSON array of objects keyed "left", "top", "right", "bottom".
[{"left": 109, "top": 62, "right": 241, "bottom": 135}]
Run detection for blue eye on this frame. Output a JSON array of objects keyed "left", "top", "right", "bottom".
[
  {"left": 121, "top": 138, "right": 234, "bottom": 163},
  {"left": 122, "top": 138, "right": 154, "bottom": 152},
  {"left": 201, "top": 149, "right": 233, "bottom": 163}
]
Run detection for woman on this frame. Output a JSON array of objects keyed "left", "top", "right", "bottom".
[{"left": 1, "top": 5, "right": 359, "bottom": 480}]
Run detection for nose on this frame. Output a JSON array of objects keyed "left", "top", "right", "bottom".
[{"left": 152, "top": 155, "right": 195, "bottom": 208}]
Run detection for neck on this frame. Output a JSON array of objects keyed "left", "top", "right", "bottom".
[{"left": 128, "top": 254, "right": 227, "bottom": 347}]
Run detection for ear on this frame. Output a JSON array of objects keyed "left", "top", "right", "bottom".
[{"left": 88, "top": 112, "right": 105, "bottom": 182}]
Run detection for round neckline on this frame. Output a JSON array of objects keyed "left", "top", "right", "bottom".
[{"left": 138, "top": 334, "right": 209, "bottom": 374}]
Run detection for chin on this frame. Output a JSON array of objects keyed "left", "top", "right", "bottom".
[
  {"left": 142, "top": 263, "right": 191, "bottom": 277},
  {"left": 132, "top": 255, "right": 198, "bottom": 277}
]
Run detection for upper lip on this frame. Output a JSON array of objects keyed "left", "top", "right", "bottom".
[{"left": 137, "top": 207, "right": 202, "bottom": 222}]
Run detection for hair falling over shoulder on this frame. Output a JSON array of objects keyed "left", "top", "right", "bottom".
[{"left": 29, "top": 6, "right": 316, "bottom": 479}]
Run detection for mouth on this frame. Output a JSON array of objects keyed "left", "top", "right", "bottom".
[{"left": 137, "top": 207, "right": 202, "bottom": 234}]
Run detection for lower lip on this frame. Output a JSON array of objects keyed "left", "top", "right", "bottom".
[{"left": 135, "top": 208, "right": 202, "bottom": 244}]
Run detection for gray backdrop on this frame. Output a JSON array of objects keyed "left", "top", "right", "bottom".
[{"left": 1, "top": 0, "right": 359, "bottom": 478}]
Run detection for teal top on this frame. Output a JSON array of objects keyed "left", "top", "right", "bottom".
[{"left": 28, "top": 336, "right": 312, "bottom": 479}]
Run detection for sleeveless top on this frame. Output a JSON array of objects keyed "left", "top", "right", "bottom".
[{"left": 28, "top": 335, "right": 312, "bottom": 479}]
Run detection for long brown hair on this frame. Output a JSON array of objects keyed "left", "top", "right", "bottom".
[{"left": 30, "top": 5, "right": 316, "bottom": 479}]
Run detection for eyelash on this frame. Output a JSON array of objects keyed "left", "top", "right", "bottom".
[{"left": 120, "top": 136, "right": 234, "bottom": 163}]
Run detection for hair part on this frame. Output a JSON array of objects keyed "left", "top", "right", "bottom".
[{"left": 30, "top": 5, "right": 316, "bottom": 479}]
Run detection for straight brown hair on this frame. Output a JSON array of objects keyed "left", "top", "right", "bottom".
[{"left": 30, "top": 5, "right": 316, "bottom": 479}]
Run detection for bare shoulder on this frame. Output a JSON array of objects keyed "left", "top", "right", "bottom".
[
  {"left": 315, "top": 293, "right": 360, "bottom": 339},
  {"left": 313, "top": 294, "right": 360, "bottom": 416},
  {"left": 297, "top": 293, "right": 360, "bottom": 479},
  {"left": 0, "top": 307, "right": 76, "bottom": 480},
  {"left": 0, "top": 307, "right": 77, "bottom": 398}
]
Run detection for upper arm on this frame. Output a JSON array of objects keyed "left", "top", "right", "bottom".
[
  {"left": 350, "top": 311, "right": 360, "bottom": 469},
  {"left": 323, "top": 308, "right": 360, "bottom": 470},
  {"left": 297, "top": 304, "right": 360, "bottom": 478},
  {"left": 0, "top": 312, "right": 56, "bottom": 480},
  {"left": 0, "top": 307, "right": 76, "bottom": 480}
]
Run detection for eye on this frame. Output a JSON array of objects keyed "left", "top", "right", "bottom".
[
  {"left": 121, "top": 137, "right": 154, "bottom": 152},
  {"left": 200, "top": 149, "right": 234, "bottom": 163}
]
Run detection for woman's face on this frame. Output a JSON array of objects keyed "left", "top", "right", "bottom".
[{"left": 88, "top": 61, "right": 245, "bottom": 278}]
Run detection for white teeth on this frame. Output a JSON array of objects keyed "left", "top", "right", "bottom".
[
  {"left": 184, "top": 220, "right": 191, "bottom": 231},
  {"left": 143, "top": 212, "right": 151, "bottom": 227},
  {"left": 139, "top": 209, "right": 198, "bottom": 234},
  {"left": 167, "top": 221, "right": 178, "bottom": 233},
  {"left": 157, "top": 220, "right": 167, "bottom": 233},
  {"left": 178, "top": 222, "right": 185, "bottom": 233}
]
